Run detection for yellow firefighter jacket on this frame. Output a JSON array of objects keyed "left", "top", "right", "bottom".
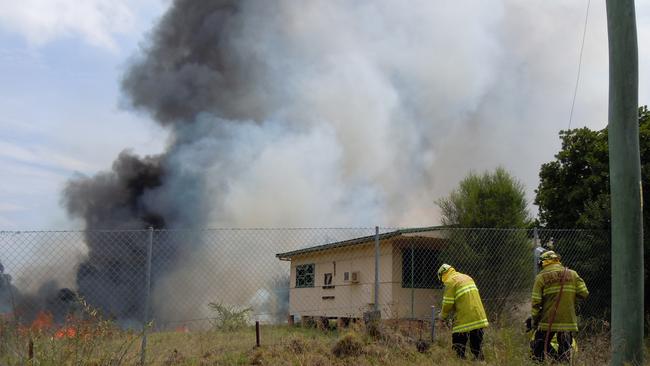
[
  {"left": 440, "top": 269, "right": 489, "bottom": 333},
  {"left": 531, "top": 263, "right": 589, "bottom": 331}
]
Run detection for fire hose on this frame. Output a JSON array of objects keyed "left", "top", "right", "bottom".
[{"left": 544, "top": 266, "right": 569, "bottom": 356}]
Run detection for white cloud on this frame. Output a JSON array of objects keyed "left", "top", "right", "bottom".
[
  {"left": 0, "top": 140, "right": 97, "bottom": 173},
  {"left": 0, "top": 0, "right": 135, "bottom": 50}
]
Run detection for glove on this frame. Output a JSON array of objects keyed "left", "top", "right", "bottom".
[{"left": 525, "top": 317, "right": 532, "bottom": 332}]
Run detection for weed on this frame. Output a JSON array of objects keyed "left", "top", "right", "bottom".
[{"left": 207, "top": 302, "right": 253, "bottom": 331}]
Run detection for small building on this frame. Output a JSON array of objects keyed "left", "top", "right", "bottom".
[{"left": 276, "top": 227, "right": 447, "bottom": 321}]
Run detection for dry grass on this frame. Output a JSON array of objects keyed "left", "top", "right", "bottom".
[{"left": 2, "top": 319, "right": 650, "bottom": 365}]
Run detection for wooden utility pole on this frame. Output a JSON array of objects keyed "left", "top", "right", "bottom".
[{"left": 606, "top": 0, "right": 644, "bottom": 364}]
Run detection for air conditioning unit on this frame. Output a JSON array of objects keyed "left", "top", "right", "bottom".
[{"left": 351, "top": 271, "right": 360, "bottom": 283}]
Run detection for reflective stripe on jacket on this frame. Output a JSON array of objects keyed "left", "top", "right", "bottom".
[
  {"left": 531, "top": 263, "right": 589, "bottom": 331},
  {"left": 440, "top": 270, "right": 489, "bottom": 333}
]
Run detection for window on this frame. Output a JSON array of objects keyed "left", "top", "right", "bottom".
[
  {"left": 402, "top": 247, "right": 442, "bottom": 289},
  {"left": 296, "top": 264, "right": 315, "bottom": 288},
  {"left": 323, "top": 273, "right": 334, "bottom": 289}
]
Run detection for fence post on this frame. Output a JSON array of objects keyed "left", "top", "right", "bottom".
[
  {"left": 28, "top": 337, "right": 33, "bottom": 361},
  {"left": 140, "top": 227, "right": 154, "bottom": 365},
  {"left": 374, "top": 226, "right": 380, "bottom": 313}
]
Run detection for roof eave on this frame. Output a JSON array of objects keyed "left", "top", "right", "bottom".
[{"left": 274, "top": 225, "right": 448, "bottom": 260}]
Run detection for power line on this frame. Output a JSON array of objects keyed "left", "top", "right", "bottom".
[{"left": 568, "top": 0, "right": 591, "bottom": 130}]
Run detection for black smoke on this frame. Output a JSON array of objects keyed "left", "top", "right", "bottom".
[
  {"left": 61, "top": 151, "right": 180, "bottom": 322},
  {"left": 60, "top": 0, "right": 253, "bottom": 322},
  {"left": 121, "top": 0, "right": 261, "bottom": 125},
  {"left": 63, "top": 151, "right": 166, "bottom": 231}
]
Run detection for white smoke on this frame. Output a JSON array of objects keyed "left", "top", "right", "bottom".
[{"left": 128, "top": 0, "right": 612, "bottom": 228}]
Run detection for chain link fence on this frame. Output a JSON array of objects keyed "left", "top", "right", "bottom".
[{"left": 0, "top": 227, "right": 610, "bottom": 362}]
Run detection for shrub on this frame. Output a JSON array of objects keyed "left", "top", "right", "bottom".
[{"left": 207, "top": 302, "right": 253, "bottom": 331}]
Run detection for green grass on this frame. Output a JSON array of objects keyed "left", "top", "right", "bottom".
[{"left": 2, "top": 321, "right": 649, "bottom": 365}]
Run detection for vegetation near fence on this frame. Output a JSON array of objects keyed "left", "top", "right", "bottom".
[{"left": 1, "top": 312, "right": 632, "bottom": 365}]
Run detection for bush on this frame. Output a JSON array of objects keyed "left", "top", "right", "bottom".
[{"left": 207, "top": 302, "right": 253, "bottom": 331}]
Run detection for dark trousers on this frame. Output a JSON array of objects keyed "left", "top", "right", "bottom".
[
  {"left": 532, "top": 330, "right": 572, "bottom": 362},
  {"left": 451, "top": 328, "right": 484, "bottom": 359}
]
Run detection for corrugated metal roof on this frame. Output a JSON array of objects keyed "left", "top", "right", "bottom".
[{"left": 275, "top": 226, "right": 446, "bottom": 260}]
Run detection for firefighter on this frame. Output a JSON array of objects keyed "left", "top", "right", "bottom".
[
  {"left": 436, "top": 263, "right": 489, "bottom": 360},
  {"left": 529, "top": 250, "right": 589, "bottom": 362}
]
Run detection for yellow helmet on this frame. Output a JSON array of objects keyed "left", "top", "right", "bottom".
[
  {"left": 437, "top": 263, "right": 453, "bottom": 281},
  {"left": 538, "top": 250, "right": 561, "bottom": 266}
]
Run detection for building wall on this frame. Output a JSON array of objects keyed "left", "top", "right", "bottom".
[
  {"left": 287, "top": 233, "right": 447, "bottom": 320},
  {"left": 288, "top": 240, "right": 394, "bottom": 318},
  {"left": 390, "top": 285, "right": 443, "bottom": 320}
]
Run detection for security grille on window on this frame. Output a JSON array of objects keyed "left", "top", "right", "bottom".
[
  {"left": 296, "top": 263, "right": 315, "bottom": 288},
  {"left": 323, "top": 273, "right": 334, "bottom": 289},
  {"left": 402, "top": 247, "right": 442, "bottom": 289}
]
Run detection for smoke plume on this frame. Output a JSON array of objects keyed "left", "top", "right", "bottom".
[
  {"left": 22, "top": 0, "right": 607, "bottom": 323},
  {"left": 68, "top": 0, "right": 609, "bottom": 229}
]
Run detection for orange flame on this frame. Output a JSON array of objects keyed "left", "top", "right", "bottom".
[
  {"left": 54, "top": 327, "right": 77, "bottom": 339},
  {"left": 31, "top": 311, "right": 53, "bottom": 332}
]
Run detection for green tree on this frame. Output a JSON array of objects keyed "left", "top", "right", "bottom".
[
  {"left": 535, "top": 106, "right": 650, "bottom": 322},
  {"left": 436, "top": 168, "right": 533, "bottom": 319},
  {"left": 438, "top": 166, "right": 532, "bottom": 228},
  {"left": 535, "top": 127, "right": 610, "bottom": 229}
]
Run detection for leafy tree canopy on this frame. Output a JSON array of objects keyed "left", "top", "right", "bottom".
[
  {"left": 437, "top": 167, "right": 531, "bottom": 228},
  {"left": 535, "top": 106, "right": 650, "bottom": 230}
]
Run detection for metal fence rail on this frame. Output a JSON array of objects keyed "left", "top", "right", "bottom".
[{"left": 0, "top": 227, "right": 610, "bottom": 361}]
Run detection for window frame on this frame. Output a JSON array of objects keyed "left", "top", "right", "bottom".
[
  {"left": 323, "top": 272, "right": 334, "bottom": 289},
  {"left": 401, "top": 247, "right": 442, "bottom": 289},
  {"left": 295, "top": 263, "right": 315, "bottom": 288}
]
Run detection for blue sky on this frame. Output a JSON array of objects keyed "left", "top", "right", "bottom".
[
  {"left": 0, "top": 0, "right": 168, "bottom": 229},
  {"left": 0, "top": 0, "right": 649, "bottom": 229}
]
